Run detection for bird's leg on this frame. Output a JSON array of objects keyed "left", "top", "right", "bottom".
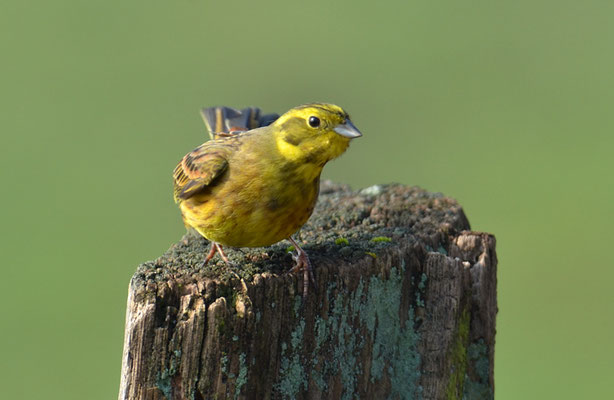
[
  {"left": 201, "top": 241, "right": 241, "bottom": 281},
  {"left": 288, "top": 237, "right": 317, "bottom": 297},
  {"left": 202, "top": 242, "right": 219, "bottom": 266},
  {"left": 214, "top": 243, "right": 231, "bottom": 265}
]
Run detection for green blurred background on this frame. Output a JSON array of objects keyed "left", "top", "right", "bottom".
[{"left": 2, "top": 0, "right": 612, "bottom": 398}]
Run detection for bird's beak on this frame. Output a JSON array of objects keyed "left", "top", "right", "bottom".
[{"left": 334, "top": 119, "right": 362, "bottom": 138}]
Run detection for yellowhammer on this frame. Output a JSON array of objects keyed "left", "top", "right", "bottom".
[{"left": 173, "top": 103, "right": 362, "bottom": 295}]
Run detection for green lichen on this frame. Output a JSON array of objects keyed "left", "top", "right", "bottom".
[
  {"left": 331, "top": 291, "right": 361, "bottom": 400},
  {"left": 278, "top": 354, "right": 306, "bottom": 398},
  {"left": 216, "top": 316, "right": 227, "bottom": 336},
  {"left": 232, "top": 292, "right": 240, "bottom": 309},
  {"left": 361, "top": 265, "right": 421, "bottom": 399},
  {"left": 277, "top": 263, "right": 422, "bottom": 399},
  {"left": 314, "top": 316, "right": 328, "bottom": 352},
  {"left": 463, "top": 340, "right": 493, "bottom": 400},
  {"left": 156, "top": 348, "right": 182, "bottom": 398},
  {"left": 446, "top": 307, "right": 470, "bottom": 399},
  {"left": 156, "top": 369, "right": 173, "bottom": 399},
  {"left": 415, "top": 291, "right": 424, "bottom": 308},
  {"left": 217, "top": 285, "right": 239, "bottom": 310},
  {"left": 370, "top": 236, "right": 392, "bottom": 243},
  {"left": 291, "top": 319, "right": 306, "bottom": 349},
  {"left": 234, "top": 353, "right": 248, "bottom": 400},
  {"left": 418, "top": 273, "right": 427, "bottom": 290},
  {"left": 168, "top": 349, "right": 181, "bottom": 375},
  {"left": 286, "top": 245, "right": 295, "bottom": 253},
  {"left": 415, "top": 273, "right": 428, "bottom": 308},
  {"left": 277, "top": 318, "right": 307, "bottom": 398},
  {"left": 335, "top": 237, "right": 350, "bottom": 246},
  {"left": 311, "top": 368, "right": 327, "bottom": 392},
  {"left": 312, "top": 316, "right": 328, "bottom": 391},
  {"left": 317, "top": 266, "right": 421, "bottom": 399},
  {"left": 220, "top": 353, "right": 228, "bottom": 375},
  {"left": 365, "top": 251, "right": 377, "bottom": 258},
  {"left": 307, "top": 283, "right": 365, "bottom": 398},
  {"left": 293, "top": 295, "right": 302, "bottom": 317}
]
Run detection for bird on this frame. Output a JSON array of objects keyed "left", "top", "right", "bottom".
[{"left": 173, "top": 103, "right": 362, "bottom": 296}]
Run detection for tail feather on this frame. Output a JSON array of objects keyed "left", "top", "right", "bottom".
[{"left": 200, "top": 106, "right": 279, "bottom": 139}]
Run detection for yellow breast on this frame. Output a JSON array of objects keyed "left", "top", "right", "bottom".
[{"left": 179, "top": 136, "right": 323, "bottom": 247}]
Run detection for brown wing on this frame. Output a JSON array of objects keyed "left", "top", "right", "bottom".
[{"left": 173, "top": 140, "right": 238, "bottom": 202}]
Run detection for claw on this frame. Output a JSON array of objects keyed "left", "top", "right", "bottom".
[{"left": 288, "top": 237, "right": 317, "bottom": 297}]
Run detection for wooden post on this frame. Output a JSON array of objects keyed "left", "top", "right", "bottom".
[{"left": 118, "top": 182, "right": 497, "bottom": 400}]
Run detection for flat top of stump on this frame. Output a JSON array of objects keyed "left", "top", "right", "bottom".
[{"left": 134, "top": 182, "right": 470, "bottom": 289}]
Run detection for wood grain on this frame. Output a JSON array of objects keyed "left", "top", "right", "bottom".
[{"left": 119, "top": 182, "right": 497, "bottom": 399}]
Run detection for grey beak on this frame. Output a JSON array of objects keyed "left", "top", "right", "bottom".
[{"left": 334, "top": 119, "right": 362, "bottom": 138}]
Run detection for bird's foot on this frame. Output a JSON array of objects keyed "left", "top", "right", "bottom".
[{"left": 288, "top": 237, "right": 317, "bottom": 297}]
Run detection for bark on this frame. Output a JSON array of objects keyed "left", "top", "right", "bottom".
[{"left": 119, "top": 182, "right": 497, "bottom": 400}]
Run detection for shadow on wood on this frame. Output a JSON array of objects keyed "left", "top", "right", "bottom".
[{"left": 118, "top": 182, "right": 497, "bottom": 400}]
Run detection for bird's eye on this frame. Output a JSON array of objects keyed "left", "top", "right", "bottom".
[{"left": 308, "top": 116, "right": 320, "bottom": 128}]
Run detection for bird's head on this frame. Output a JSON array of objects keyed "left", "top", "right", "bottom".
[{"left": 272, "top": 103, "right": 362, "bottom": 165}]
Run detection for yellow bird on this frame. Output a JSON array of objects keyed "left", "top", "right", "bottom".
[{"left": 173, "top": 103, "right": 362, "bottom": 295}]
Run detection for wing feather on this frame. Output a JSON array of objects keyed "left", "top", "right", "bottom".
[
  {"left": 174, "top": 106, "right": 279, "bottom": 202},
  {"left": 173, "top": 141, "right": 236, "bottom": 201}
]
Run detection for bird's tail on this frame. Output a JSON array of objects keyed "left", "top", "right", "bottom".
[{"left": 200, "top": 106, "right": 279, "bottom": 139}]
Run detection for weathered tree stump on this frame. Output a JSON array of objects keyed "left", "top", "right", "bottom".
[{"left": 119, "top": 182, "right": 497, "bottom": 400}]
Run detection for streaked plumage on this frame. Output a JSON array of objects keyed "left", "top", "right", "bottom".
[{"left": 173, "top": 103, "right": 361, "bottom": 295}]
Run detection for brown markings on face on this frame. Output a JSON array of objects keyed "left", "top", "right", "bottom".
[
  {"left": 283, "top": 133, "right": 301, "bottom": 146},
  {"left": 280, "top": 117, "right": 306, "bottom": 146}
]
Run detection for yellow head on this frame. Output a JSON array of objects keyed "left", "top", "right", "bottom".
[{"left": 272, "top": 103, "right": 362, "bottom": 166}]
